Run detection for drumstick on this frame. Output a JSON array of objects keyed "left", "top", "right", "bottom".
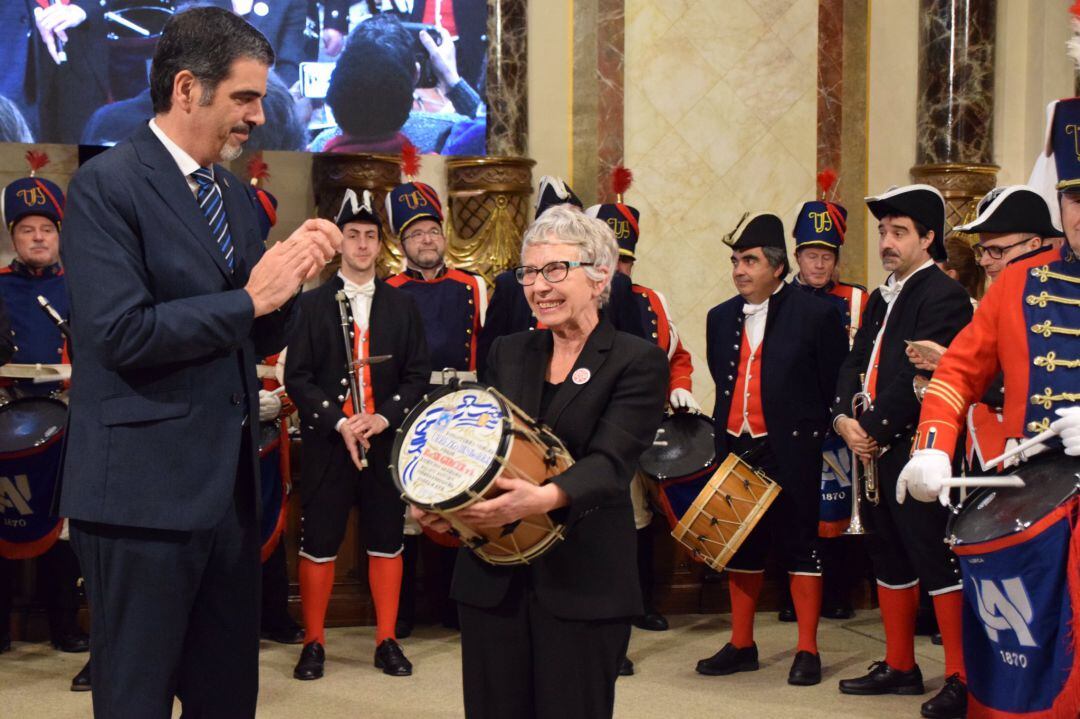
[
  {"left": 939, "top": 475, "right": 1025, "bottom": 489},
  {"left": 981, "top": 429, "right": 1057, "bottom": 469},
  {"left": 104, "top": 10, "right": 151, "bottom": 36}
]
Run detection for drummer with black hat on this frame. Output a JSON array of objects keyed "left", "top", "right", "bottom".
[
  {"left": 898, "top": 99, "right": 1080, "bottom": 718},
  {"left": 697, "top": 214, "right": 847, "bottom": 686},
  {"left": 831, "top": 184, "right": 973, "bottom": 717},
  {"left": 285, "top": 188, "right": 430, "bottom": 681}
]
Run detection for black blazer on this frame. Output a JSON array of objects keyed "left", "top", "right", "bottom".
[
  {"left": 833, "top": 265, "right": 973, "bottom": 447},
  {"left": 285, "top": 275, "right": 430, "bottom": 501},
  {"left": 451, "top": 320, "right": 668, "bottom": 620},
  {"left": 707, "top": 282, "right": 848, "bottom": 499},
  {"left": 58, "top": 124, "right": 295, "bottom": 531}
]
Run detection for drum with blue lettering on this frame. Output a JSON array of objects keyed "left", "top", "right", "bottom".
[
  {"left": 0, "top": 397, "right": 66, "bottom": 559},
  {"left": 391, "top": 382, "right": 574, "bottom": 565},
  {"left": 946, "top": 452, "right": 1080, "bottom": 718},
  {"left": 638, "top": 411, "right": 716, "bottom": 529},
  {"left": 258, "top": 420, "right": 289, "bottom": 563},
  {"left": 818, "top": 434, "right": 853, "bottom": 537}
]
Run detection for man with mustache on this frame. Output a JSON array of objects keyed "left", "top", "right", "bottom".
[
  {"left": 56, "top": 8, "right": 340, "bottom": 716},
  {"left": 832, "top": 185, "right": 973, "bottom": 718}
]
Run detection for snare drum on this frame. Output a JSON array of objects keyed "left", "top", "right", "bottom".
[
  {"left": 0, "top": 397, "right": 67, "bottom": 559},
  {"left": 638, "top": 411, "right": 717, "bottom": 528},
  {"left": 258, "top": 420, "right": 289, "bottom": 563},
  {"left": 391, "top": 382, "right": 574, "bottom": 566},
  {"left": 947, "top": 453, "right": 1080, "bottom": 717},
  {"left": 671, "top": 452, "right": 781, "bottom": 571}
]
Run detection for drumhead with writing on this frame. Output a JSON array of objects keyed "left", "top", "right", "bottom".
[{"left": 397, "top": 388, "right": 506, "bottom": 506}]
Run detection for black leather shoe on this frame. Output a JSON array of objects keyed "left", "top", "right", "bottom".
[
  {"left": 374, "top": 639, "right": 412, "bottom": 676},
  {"left": 261, "top": 622, "right": 305, "bottom": 645},
  {"left": 632, "top": 612, "right": 669, "bottom": 631},
  {"left": 921, "top": 674, "right": 967, "bottom": 718},
  {"left": 777, "top": 607, "right": 797, "bottom": 623},
  {"left": 931, "top": 632, "right": 943, "bottom": 646},
  {"left": 787, "top": 651, "right": 821, "bottom": 686},
  {"left": 839, "top": 661, "right": 925, "bottom": 695},
  {"left": 695, "top": 643, "right": 759, "bottom": 676},
  {"left": 70, "top": 660, "right": 91, "bottom": 692},
  {"left": 52, "top": 631, "right": 90, "bottom": 653},
  {"left": 619, "top": 655, "right": 634, "bottom": 676},
  {"left": 822, "top": 606, "right": 854, "bottom": 620},
  {"left": 293, "top": 641, "right": 325, "bottom": 680},
  {"left": 395, "top": 619, "right": 414, "bottom": 640}
]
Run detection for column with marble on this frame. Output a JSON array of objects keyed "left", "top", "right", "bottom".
[
  {"left": 911, "top": 0, "right": 998, "bottom": 232},
  {"left": 485, "top": 0, "right": 529, "bottom": 156}
]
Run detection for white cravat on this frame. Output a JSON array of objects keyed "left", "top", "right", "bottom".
[
  {"left": 339, "top": 273, "right": 375, "bottom": 331},
  {"left": 741, "top": 283, "right": 782, "bottom": 352},
  {"left": 863, "top": 259, "right": 935, "bottom": 392}
]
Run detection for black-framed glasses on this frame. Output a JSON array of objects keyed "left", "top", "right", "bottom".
[
  {"left": 972, "top": 237, "right": 1035, "bottom": 260},
  {"left": 514, "top": 260, "right": 594, "bottom": 285},
  {"left": 402, "top": 226, "right": 445, "bottom": 243}
]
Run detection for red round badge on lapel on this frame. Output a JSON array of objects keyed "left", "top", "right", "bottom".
[{"left": 572, "top": 368, "right": 591, "bottom": 385}]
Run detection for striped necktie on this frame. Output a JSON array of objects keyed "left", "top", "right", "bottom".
[{"left": 191, "top": 167, "right": 235, "bottom": 271}]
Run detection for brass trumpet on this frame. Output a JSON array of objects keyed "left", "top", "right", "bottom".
[
  {"left": 844, "top": 390, "right": 881, "bottom": 536},
  {"left": 913, "top": 375, "right": 930, "bottom": 402}
]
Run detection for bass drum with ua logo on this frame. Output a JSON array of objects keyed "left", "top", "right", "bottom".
[
  {"left": 946, "top": 451, "right": 1080, "bottom": 718},
  {"left": 0, "top": 397, "right": 67, "bottom": 559}
]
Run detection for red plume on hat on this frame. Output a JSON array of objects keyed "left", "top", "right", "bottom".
[
  {"left": 611, "top": 165, "right": 633, "bottom": 203},
  {"left": 400, "top": 139, "right": 421, "bottom": 180},
  {"left": 247, "top": 153, "right": 270, "bottom": 187},
  {"left": 26, "top": 150, "right": 50, "bottom": 178},
  {"left": 816, "top": 167, "right": 847, "bottom": 244}
]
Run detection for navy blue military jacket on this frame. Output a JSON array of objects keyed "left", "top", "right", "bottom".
[{"left": 706, "top": 282, "right": 848, "bottom": 500}]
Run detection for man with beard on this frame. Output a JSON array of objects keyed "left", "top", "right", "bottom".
[
  {"left": 57, "top": 8, "right": 340, "bottom": 715},
  {"left": 832, "top": 184, "right": 973, "bottom": 718}
]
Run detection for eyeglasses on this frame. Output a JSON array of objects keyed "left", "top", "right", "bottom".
[
  {"left": 972, "top": 237, "right": 1035, "bottom": 260},
  {"left": 402, "top": 227, "right": 444, "bottom": 243},
  {"left": 514, "top": 260, "right": 594, "bottom": 286}
]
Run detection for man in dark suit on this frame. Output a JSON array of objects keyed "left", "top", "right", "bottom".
[
  {"left": 286, "top": 188, "right": 430, "bottom": 681},
  {"left": 57, "top": 8, "right": 339, "bottom": 716},
  {"left": 696, "top": 214, "right": 848, "bottom": 687},
  {"left": 832, "top": 184, "right": 973, "bottom": 718}
]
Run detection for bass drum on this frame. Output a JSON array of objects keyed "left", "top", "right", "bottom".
[
  {"left": 638, "top": 411, "right": 717, "bottom": 528},
  {"left": 0, "top": 397, "right": 67, "bottom": 559},
  {"left": 946, "top": 452, "right": 1080, "bottom": 717}
]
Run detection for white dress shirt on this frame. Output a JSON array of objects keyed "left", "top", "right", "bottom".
[{"left": 148, "top": 119, "right": 202, "bottom": 197}]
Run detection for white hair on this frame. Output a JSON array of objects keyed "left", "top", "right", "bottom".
[{"left": 520, "top": 204, "right": 617, "bottom": 304}]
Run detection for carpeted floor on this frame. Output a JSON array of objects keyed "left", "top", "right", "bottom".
[{"left": 0, "top": 611, "right": 946, "bottom": 717}]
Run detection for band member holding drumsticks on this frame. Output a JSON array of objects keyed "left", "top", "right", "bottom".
[
  {"left": 286, "top": 188, "right": 430, "bottom": 680},
  {"left": 0, "top": 153, "right": 91, "bottom": 691},
  {"left": 585, "top": 168, "right": 699, "bottom": 675},
  {"left": 415, "top": 204, "right": 668, "bottom": 719},
  {"left": 697, "top": 214, "right": 847, "bottom": 686},
  {"left": 897, "top": 100, "right": 1080, "bottom": 717},
  {"left": 831, "top": 184, "right": 972, "bottom": 718},
  {"left": 58, "top": 9, "right": 340, "bottom": 714}
]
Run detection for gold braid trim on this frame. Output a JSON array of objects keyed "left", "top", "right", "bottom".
[
  {"left": 1034, "top": 352, "right": 1080, "bottom": 372},
  {"left": 1030, "top": 320, "right": 1080, "bottom": 338},
  {"left": 1031, "top": 265, "right": 1080, "bottom": 284},
  {"left": 1026, "top": 291, "right": 1080, "bottom": 308},
  {"left": 1029, "top": 387, "right": 1080, "bottom": 410}
]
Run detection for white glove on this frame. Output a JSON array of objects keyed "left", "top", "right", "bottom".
[
  {"left": 258, "top": 390, "right": 282, "bottom": 422},
  {"left": 669, "top": 388, "right": 701, "bottom": 412},
  {"left": 1051, "top": 406, "right": 1080, "bottom": 455},
  {"left": 896, "top": 449, "right": 952, "bottom": 506}
]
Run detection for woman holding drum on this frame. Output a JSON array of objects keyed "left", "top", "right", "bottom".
[{"left": 410, "top": 205, "right": 668, "bottom": 719}]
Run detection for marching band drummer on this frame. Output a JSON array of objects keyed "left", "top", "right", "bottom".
[
  {"left": 696, "top": 214, "right": 848, "bottom": 687},
  {"left": 897, "top": 99, "right": 1080, "bottom": 718},
  {"left": 286, "top": 188, "right": 430, "bottom": 681},
  {"left": 0, "top": 160, "right": 91, "bottom": 691},
  {"left": 414, "top": 205, "right": 668, "bottom": 719},
  {"left": 831, "top": 184, "right": 973, "bottom": 718}
]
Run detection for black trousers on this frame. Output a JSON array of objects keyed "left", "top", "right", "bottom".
[
  {"left": 459, "top": 572, "right": 631, "bottom": 719},
  {"left": 0, "top": 538, "right": 83, "bottom": 640},
  {"left": 70, "top": 437, "right": 260, "bottom": 719},
  {"left": 260, "top": 540, "right": 293, "bottom": 632},
  {"left": 864, "top": 445, "right": 962, "bottom": 594}
]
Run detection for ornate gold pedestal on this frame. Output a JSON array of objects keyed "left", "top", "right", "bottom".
[
  {"left": 311, "top": 153, "right": 404, "bottom": 278},
  {"left": 909, "top": 163, "right": 999, "bottom": 234},
  {"left": 444, "top": 156, "right": 536, "bottom": 283}
]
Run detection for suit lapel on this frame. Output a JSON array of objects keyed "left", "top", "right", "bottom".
[
  {"left": 516, "top": 330, "right": 550, "bottom": 419},
  {"left": 133, "top": 126, "right": 235, "bottom": 283},
  {"left": 217, "top": 168, "right": 249, "bottom": 287},
  {"left": 762, "top": 282, "right": 790, "bottom": 341},
  {"left": 543, "top": 320, "right": 615, "bottom": 429}
]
